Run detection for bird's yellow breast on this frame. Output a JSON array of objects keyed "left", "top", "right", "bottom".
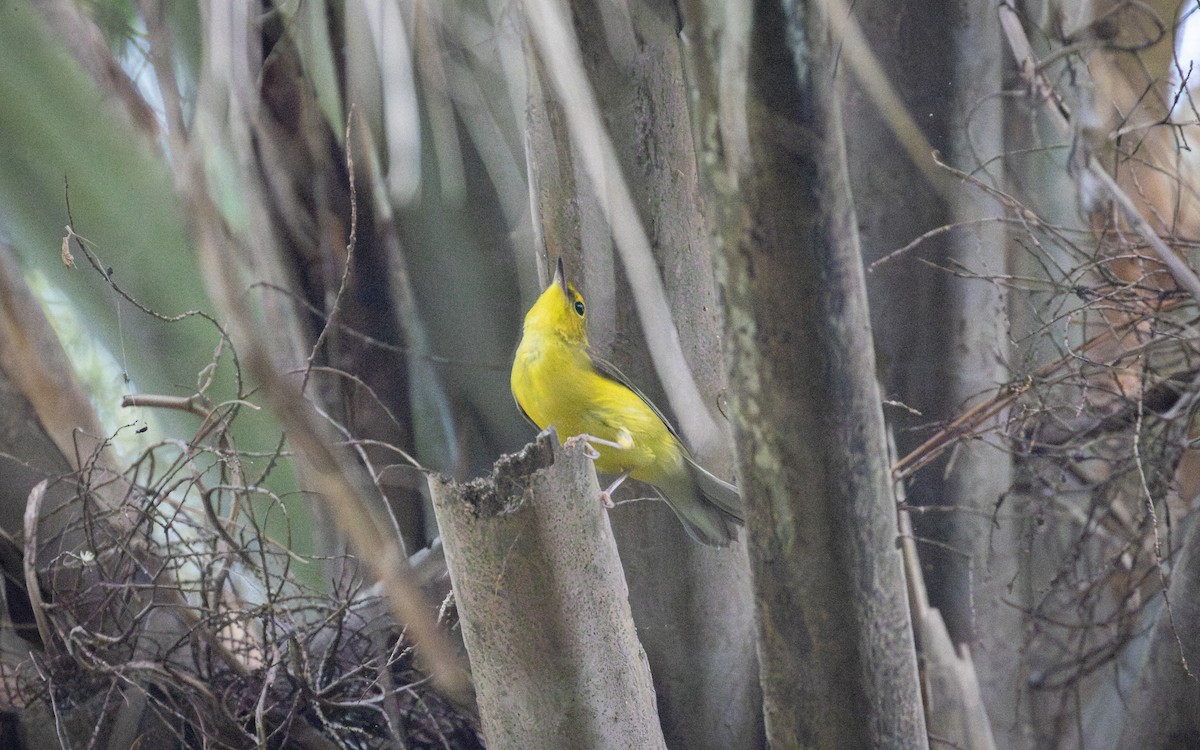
[{"left": 511, "top": 333, "right": 682, "bottom": 480}]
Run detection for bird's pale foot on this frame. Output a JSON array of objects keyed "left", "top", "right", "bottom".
[
  {"left": 563, "top": 435, "right": 632, "bottom": 508},
  {"left": 563, "top": 433, "right": 622, "bottom": 461},
  {"left": 562, "top": 434, "right": 600, "bottom": 460},
  {"left": 598, "top": 471, "right": 631, "bottom": 509}
]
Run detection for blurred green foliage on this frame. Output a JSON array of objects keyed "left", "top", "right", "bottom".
[{"left": 0, "top": 0, "right": 314, "bottom": 579}]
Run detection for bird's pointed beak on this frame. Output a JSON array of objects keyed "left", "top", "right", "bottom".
[{"left": 555, "top": 257, "right": 568, "bottom": 295}]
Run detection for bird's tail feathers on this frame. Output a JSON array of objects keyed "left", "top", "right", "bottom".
[
  {"left": 686, "top": 458, "right": 744, "bottom": 522},
  {"left": 657, "top": 461, "right": 744, "bottom": 547}
]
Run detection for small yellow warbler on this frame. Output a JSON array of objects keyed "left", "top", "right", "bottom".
[{"left": 510, "top": 258, "right": 743, "bottom": 546}]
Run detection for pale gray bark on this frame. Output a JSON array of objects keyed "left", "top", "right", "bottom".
[{"left": 429, "top": 430, "right": 666, "bottom": 750}]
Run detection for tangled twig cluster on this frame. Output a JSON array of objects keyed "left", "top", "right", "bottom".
[{"left": 7, "top": 435, "right": 478, "bottom": 749}]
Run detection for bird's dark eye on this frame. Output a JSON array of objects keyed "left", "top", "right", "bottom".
[{"left": 574, "top": 300, "right": 585, "bottom": 316}]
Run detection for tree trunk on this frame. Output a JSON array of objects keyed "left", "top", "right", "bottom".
[
  {"left": 429, "top": 430, "right": 666, "bottom": 750},
  {"left": 840, "top": 0, "right": 1021, "bottom": 743},
  {"left": 681, "top": 1, "right": 928, "bottom": 746},
  {"left": 939, "top": 5, "right": 1021, "bottom": 746}
]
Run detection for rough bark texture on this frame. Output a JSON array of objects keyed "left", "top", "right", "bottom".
[
  {"left": 429, "top": 430, "right": 666, "bottom": 750},
  {"left": 681, "top": 0, "right": 927, "bottom": 746}
]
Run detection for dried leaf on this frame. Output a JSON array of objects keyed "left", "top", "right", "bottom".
[{"left": 60, "top": 234, "right": 74, "bottom": 269}]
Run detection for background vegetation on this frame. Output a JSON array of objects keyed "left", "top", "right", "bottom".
[{"left": 0, "top": 0, "right": 1198, "bottom": 747}]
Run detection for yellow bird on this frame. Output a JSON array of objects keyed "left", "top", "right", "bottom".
[{"left": 510, "top": 258, "right": 743, "bottom": 546}]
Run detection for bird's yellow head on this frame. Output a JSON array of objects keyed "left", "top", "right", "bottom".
[{"left": 522, "top": 257, "right": 589, "bottom": 346}]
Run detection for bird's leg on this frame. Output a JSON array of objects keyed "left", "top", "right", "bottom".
[
  {"left": 598, "top": 471, "right": 630, "bottom": 508},
  {"left": 563, "top": 433, "right": 622, "bottom": 461},
  {"left": 562, "top": 433, "right": 633, "bottom": 507}
]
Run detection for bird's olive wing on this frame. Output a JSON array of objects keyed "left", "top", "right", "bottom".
[{"left": 588, "top": 353, "right": 683, "bottom": 441}]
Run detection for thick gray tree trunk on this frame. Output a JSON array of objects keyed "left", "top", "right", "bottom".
[
  {"left": 840, "top": 0, "right": 1021, "bottom": 743},
  {"left": 681, "top": 1, "right": 928, "bottom": 746},
  {"left": 429, "top": 430, "right": 666, "bottom": 750}
]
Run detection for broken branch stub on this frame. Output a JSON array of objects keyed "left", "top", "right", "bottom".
[{"left": 429, "top": 429, "right": 666, "bottom": 750}]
